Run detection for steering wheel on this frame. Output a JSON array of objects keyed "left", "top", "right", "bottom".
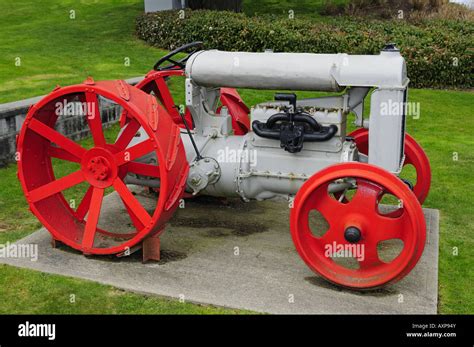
[{"left": 154, "top": 42, "right": 204, "bottom": 71}]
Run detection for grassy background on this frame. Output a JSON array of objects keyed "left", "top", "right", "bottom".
[
  {"left": 0, "top": 0, "right": 165, "bottom": 103},
  {"left": 0, "top": 0, "right": 473, "bottom": 314}
]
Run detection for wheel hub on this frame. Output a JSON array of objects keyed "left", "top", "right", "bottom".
[
  {"left": 87, "top": 156, "right": 110, "bottom": 180},
  {"left": 344, "top": 226, "right": 361, "bottom": 243},
  {"left": 81, "top": 148, "right": 118, "bottom": 188}
]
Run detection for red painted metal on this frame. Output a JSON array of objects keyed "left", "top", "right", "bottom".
[
  {"left": 17, "top": 79, "right": 189, "bottom": 255},
  {"left": 290, "top": 162, "right": 426, "bottom": 289},
  {"left": 136, "top": 70, "right": 250, "bottom": 135},
  {"left": 142, "top": 233, "right": 161, "bottom": 263},
  {"left": 135, "top": 70, "right": 192, "bottom": 126},
  {"left": 348, "top": 128, "right": 431, "bottom": 204},
  {"left": 218, "top": 88, "right": 250, "bottom": 135}
]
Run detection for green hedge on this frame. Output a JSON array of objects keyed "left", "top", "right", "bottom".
[{"left": 136, "top": 10, "right": 473, "bottom": 89}]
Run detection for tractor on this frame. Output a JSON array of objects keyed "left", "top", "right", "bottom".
[{"left": 16, "top": 42, "right": 431, "bottom": 289}]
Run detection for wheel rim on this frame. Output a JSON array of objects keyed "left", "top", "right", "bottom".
[
  {"left": 135, "top": 70, "right": 193, "bottom": 127},
  {"left": 349, "top": 128, "right": 431, "bottom": 204},
  {"left": 290, "top": 163, "right": 426, "bottom": 289},
  {"left": 17, "top": 79, "right": 189, "bottom": 255}
]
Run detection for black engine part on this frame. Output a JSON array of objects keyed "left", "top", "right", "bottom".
[{"left": 252, "top": 93, "right": 338, "bottom": 153}]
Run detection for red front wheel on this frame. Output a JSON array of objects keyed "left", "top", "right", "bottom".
[
  {"left": 290, "top": 163, "right": 426, "bottom": 289},
  {"left": 349, "top": 128, "right": 431, "bottom": 204}
]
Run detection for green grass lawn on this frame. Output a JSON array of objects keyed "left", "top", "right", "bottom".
[
  {"left": 0, "top": 0, "right": 473, "bottom": 314},
  {"left": 0, "top": 264, "right": 245, "bottom": 314},
  {"left": 0, "top": 0, "right": 166, "bottom": 103}
]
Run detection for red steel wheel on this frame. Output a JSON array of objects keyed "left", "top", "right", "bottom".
[
  {"left": 348, "top": 128, "right": 431, "bottom": 204},
  {"left": 290, "top": 162, "right": 426, "bottom": 289},
  {"left": 17, "top": 79, "right": 189, "bottom": 255},
  {"left": 135, "top": 70, "right": 193, "bottom": 127}
]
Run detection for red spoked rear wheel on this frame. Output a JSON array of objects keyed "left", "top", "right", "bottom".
[
  {"left": 135, "top": 70, "right": 193, "bottom": 127},
  {"left": 349, "top": 128, "right": 431, "bottom": 204},
  {"left": 290, "top": 163, "right": 426, "bottom": 289},
  {"left": 17, "top": 79, "right": 189, "bottom": 255}
]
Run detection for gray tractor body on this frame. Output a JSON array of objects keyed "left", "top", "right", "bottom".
[{"left": 127, "top": 47, "right": 409, "bottom": 201}]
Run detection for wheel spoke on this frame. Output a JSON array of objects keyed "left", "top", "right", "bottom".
[
  {"left": 375, "top": 212, "right": 408, "bottom": 242},
  {"left": 85, "top": 92, "right": 106, "bottom": 148},
  {"left": 119, "top": 196, "right": 145, "bottom": 231},
  {"left": 113, "top": 178, "right": 152, "bottom": 226},
  {"left": 127, "top": 162, "right": 160, "bottom": 178},
  {"left": 320, "top": 226, "right": 346, "bottom": 246},
  {"left": 114, "top": 119, "right": 141, "bottom": 150},
  {"left": 75, "top": 186, "right": 94, "bottom": 220},
  {"left": 29, "top": 170, "right": 85, "bottom": 203},
  {"left": 153, "top": 79, "right": 181, "bottom": 119},
  {"left": 307, "top": 185, "right": 345, "bottom": 223},
  {"left": 29, "top": 118, "right": 86, "bottom": 159},
  {"left": 48, "top": 146, "right": 81, "bottom": 163},
  {"left": 115, "top": 139, "right": 155, "bottom": 166},
  {"left": 348, "top": 179, "right": 382, "bottom": 212},
  {"left": 82, "top": 187, "right": 104, "bottom": 249},
  {"left": 358, "top": 243, "right": 383, "bottom": 269}
]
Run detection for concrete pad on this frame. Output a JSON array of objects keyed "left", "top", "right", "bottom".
[{"left": 0, "top": 190, "right": 439, "bottom": 314}]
